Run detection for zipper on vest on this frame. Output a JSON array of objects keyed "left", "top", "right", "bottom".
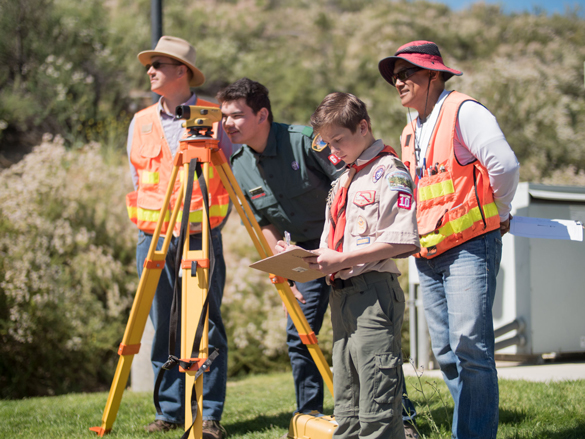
[{"left": 473, "top": 167, "right": 487, "bottom": 230}]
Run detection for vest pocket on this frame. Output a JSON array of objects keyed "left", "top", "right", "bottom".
[
  {"left": 139, "top": 142, "right": 162, "bottom": 158},
  {"left": 373, "top": 352, "right": 402, "bottom": 404}
]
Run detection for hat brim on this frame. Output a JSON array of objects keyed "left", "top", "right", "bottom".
[
  {"left": 379, "top": 55, "right": 462, "bottom": 87},
  {"left": 138, "top": 50, "right": 206, "bottom": 87}
]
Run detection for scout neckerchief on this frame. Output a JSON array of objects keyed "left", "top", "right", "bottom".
[{"left": 328, "top": 145, "right": 398, "bottom": 254}]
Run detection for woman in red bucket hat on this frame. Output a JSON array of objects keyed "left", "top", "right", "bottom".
[{"left": 379, "top": 41, "right": 520, "bottom": 439}]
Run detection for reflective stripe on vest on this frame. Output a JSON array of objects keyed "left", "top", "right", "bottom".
[
  {"left": 128, "top": 203, "right": 229, "bottom": 225},
  {"left": 418, "top": 179, "right": 455, "bottom": 202},
  {"left": 141, "top": 171, "right": 160, "bottom": 184},
  {"left": 419, "top": 202, "right": 498, "bottom": 248}
]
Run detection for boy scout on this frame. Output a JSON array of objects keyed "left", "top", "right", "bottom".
[
  {"left": 217, "top": 78, "right": 345, "bottom": 417},
  {"left": 278, "top": 92, "right": 420, "bottom": 439}
]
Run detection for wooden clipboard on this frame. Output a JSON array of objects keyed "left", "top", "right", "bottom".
[{"left": 249, "top": 248, "right": 325, "bottom": 283}]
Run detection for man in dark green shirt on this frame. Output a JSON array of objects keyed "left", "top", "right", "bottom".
[{"left": 217, "top": 78, "right": 344, "bottom": 416}]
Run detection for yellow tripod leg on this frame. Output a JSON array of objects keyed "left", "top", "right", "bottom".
[
  {"left": 212, "top": 151, "right": 334, "bottom": 396},
  {"left": 90, "top": 165, "right": 184, "bottom": 436}
]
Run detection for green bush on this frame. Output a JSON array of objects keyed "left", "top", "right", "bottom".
[
  {"left": 0, "top": 137, "right": 136, "bottom": 398},
  {"left": 0, "top": 0, "right": 130, "bottom": 152}
]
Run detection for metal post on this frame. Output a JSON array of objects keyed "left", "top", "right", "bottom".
[{"left": 151, "top": 0, "right": 163, "bottom": 104}]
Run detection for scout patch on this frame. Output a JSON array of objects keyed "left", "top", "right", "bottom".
[
  {"left": 291, "top": 161, "right": 300, "bottom": 170},
  {"left": 372, "top": 165, "right": 385, "bottom": 183},
  {"left": 141, "top": 123, "right": 153, "bottom": 134},
  {"left": 249, "top": 186, "right": 266, "bottom": 200},
  {"left": 356, "top": 216, "right": 367, "bottom": 234},
  {"left": 329, "top": 154, "right": 341, "bottom": 165},
  {"left": 353, "top": 190, "right": 376, "bottom": 207},
  {"left": 397, "top": 192, "right": 412, "bottom": 210},
  {"left": 386, "top": 170, "right": 414, "bottom": 196},
  {"left": 356, "top": 237, "right": 371, "bottom": 246},
  {"left": 311, "top": 134, "right": 327, "bottom": 152}
]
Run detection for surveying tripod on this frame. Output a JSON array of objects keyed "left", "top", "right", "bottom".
[{"left": 90, "top": 106, "right": 334, "bottom": 439}]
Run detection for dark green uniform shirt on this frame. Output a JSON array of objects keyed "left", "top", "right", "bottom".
[{"left": 230, "top": 122, "right": 345, "bottom": 243}]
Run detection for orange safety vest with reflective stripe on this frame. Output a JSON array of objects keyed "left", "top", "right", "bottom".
[
  {"left": 401, "top": 91, "right": 500, "bottom": 259},
  {"left": 126, "top": 98, "right": 230, "bottom": 235}
]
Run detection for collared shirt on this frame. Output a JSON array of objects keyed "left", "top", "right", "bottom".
[
  {"left": 410, "top": 89, "right": 519, "bottom": 221},
  {"left": 320, "top": 139, "right": 420, "bottom": 278},
  {"left": 230, "top": 122, "right": 345, "bottom": 243},
  {"left": 127, "top": 93, "right": 236, "bottom": 190}
]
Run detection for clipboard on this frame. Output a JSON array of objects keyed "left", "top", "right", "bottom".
[{"left": 249, "top": 248, "right": 325, "bottom": 283}]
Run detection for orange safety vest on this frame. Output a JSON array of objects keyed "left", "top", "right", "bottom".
[
  {"left": 126, "top": 98, "right": 230, "bottom": 235},
  {"left": 401, "top": 91, "right": 500, "bottom": 259}
]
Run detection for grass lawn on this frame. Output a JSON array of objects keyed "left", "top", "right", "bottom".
[{"left": 1, "top": 372, "right": 585, "bottom": 438}]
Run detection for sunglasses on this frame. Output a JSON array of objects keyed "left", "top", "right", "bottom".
[
  {"left": 390, "top": 66, "right": 423, "bottom": 86},
  {"left": 145, "top": 60, "right": 182, "bottom": 72}
]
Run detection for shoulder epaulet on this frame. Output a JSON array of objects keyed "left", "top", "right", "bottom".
[
  {"left": 387, "top": 155, "right": 408, "bottom": 173},
  {"left": 288, "top": 125, "right": 313, "bottom": 138}
]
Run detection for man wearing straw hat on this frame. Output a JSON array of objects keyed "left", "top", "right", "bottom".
[
  {"left": 379, "top": 40, "right": 519, "bottom": 439},
  {"left": 126, "top": 36, "right": 234, "bottom": 438}
]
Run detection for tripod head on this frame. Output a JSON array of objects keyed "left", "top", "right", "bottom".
[{"left": 175, "top": 105, "right": 222, "bottom": 139}]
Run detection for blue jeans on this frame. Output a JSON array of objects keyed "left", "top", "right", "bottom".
[
  {"left": 415, "top": 229, "right": 502, "bottom": 439},
  {"left": 287, "top": 239, "right": 330, "bottom": 413},
  {"left": 137, "top": 229, "right": 228, "bottom": 424}
]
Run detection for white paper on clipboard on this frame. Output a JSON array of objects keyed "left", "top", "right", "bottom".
[{"left": 510, "top": 216, "right": 584, "bottom": 241}]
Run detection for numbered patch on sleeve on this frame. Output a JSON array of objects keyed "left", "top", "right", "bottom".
[
  {"left": 386, "top": 170, "right": 414, "bottom": 196},
  {"left": 397, "top": 192, "right": 412, "bottom": 210}
]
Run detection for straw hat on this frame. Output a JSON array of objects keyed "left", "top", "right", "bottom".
[{"left": 138, "top": 36, "right": 205, "bottom": 87}]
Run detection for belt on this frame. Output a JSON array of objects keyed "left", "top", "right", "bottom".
[
  {"left": 331, "top": 271, "right": 395, "bottom": 290},
  {"left": 331, "top": 277, "right": 353, "bottom": 290}
]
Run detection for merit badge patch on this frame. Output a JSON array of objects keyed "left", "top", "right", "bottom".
[
  {"left": 397, "top": 192, "right": 412, "bottom": 210},
  {"left": 291, "top": 161, "right": 300, "bottom": 171},
  {"left": 356, "top": 216, "right": 367, "bottom": 234},
  {"left": 356, "top": 237, "right": 371, "bottom": 246},
  {"left": 372, "top": 165, "right": 386, "bottom": 183},
  {"left": 329, "top": 154, "right": 341, "bottom": 165},
  {"left": 311, "top": 134, "right": 327, "bottom": 152},
  {"left": 386, "top": 170, "right": 414, "bottom": 196},
  {"left": 353, "top": 190, "right": 376, "bottom": 207}
]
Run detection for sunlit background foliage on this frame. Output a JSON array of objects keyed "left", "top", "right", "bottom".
[{"left": 0, "top": 0, "right": 584, "bottom": 397}]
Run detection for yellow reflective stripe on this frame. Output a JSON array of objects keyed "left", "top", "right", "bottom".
[
  {"left": 418, "top": 179, "right": 455, "bottom": 202},
  {"left": 176, "top": 203, "right": 230, "bottom": 222},
  {"left": 141, "top": 171, "right": 159, "bottom": 184},
  {"left": 420, "top": 202, "right": 499, "bottom": 248},
  {"left": 135, "top": 207, "right": 171, "bottom": 223},
  {"left": 127, "top": 206, "right": 137, "bottom": 220}
]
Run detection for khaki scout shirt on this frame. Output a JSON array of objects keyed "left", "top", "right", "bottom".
[
  {"left": 231, "top": 122, "right": 344, "bottom": 243},
  {"left": 320, "top": 139, "right": 420, "bottom": 279}
]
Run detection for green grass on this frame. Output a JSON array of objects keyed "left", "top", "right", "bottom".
[{"left": 1, "top": 372, "right": 585, "bottom": 438}]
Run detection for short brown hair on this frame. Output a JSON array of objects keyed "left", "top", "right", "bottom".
[
  {"left": 216, "top": 77, "right": 273, "bottom": 124},
  {"left": 310, "top": 92, "right": 371, "bottom": 134}
]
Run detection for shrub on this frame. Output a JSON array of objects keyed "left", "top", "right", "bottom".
[{"left": 0, "top": 137, "right": 136, "bottom": 398}]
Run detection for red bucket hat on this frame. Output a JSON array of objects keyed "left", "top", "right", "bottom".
[{"left": 379, "top": 40, "right": 462, "bottom": 86}]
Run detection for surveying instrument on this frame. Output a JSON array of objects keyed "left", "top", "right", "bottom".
[{"left": 90, "top": 105, "right": 337, "bottom": 439}]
